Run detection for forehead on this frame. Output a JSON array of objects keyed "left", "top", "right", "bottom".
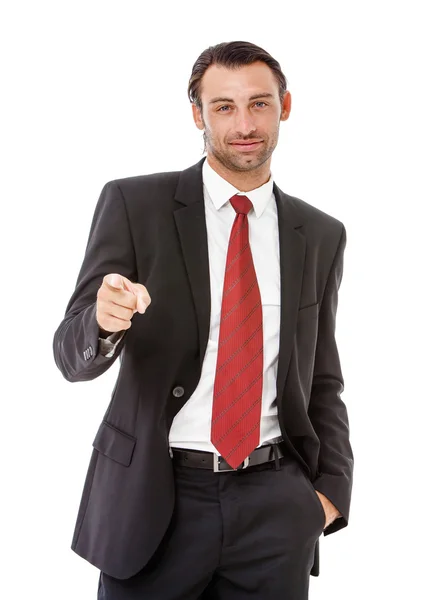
[{"left": 200, "top": 61, "right": 279, "bottom": 101}]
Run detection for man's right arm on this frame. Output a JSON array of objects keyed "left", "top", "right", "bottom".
[{"left": 53, "top": 181, "right": 137, "bottom": 382}]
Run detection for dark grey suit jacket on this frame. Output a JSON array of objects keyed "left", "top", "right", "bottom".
[{"left": 53, "top": 156, "right": 353, "bottom": 579}]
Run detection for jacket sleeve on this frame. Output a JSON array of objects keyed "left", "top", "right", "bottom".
[
  {"left": 309, "top": 224, "right": 354, "bottom": 535},
  {"left": 53, "top": 181, "right": 137, "bottom": 382}
]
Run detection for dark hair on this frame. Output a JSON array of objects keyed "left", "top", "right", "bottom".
[{"left": 187, "top": 40, "right": 288, "bottom": 111}]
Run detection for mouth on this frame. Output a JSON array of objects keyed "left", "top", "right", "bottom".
[{"left": 229, "top": 140, "right": 263, "bottom": 152}]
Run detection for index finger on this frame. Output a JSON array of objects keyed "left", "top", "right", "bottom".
[{"left": 103, "top": 276, "right": 138, "bottom": 309}]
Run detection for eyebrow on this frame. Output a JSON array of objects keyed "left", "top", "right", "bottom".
[{"left": 209, "top": 92, "right": 274, "bottom": 105}]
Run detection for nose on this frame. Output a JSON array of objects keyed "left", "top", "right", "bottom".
[{"left": 234, "top": 108, "right": 257, "bottom": 136}]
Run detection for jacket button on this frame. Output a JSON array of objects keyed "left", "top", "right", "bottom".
[{"left": 172, "top": 386, "right": 184, "bottom": 398}]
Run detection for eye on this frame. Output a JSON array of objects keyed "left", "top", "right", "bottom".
[{"left": 217, "top": 102, "right": 267, "bottom": 113}]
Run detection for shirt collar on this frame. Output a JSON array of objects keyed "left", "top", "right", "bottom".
[{"left": 202, "top": 156, "right": 274, "bottom": 218}]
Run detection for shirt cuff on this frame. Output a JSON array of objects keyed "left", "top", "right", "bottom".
[{"left": 98, "top": 331, "right": 125, "bottom": 357}]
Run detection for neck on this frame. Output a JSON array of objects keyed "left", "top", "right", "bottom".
[{"left": 206, "top": 154, "right": 271, "bottom": 192}]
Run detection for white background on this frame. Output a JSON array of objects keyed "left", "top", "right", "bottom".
[{"left": 1, "top": 1, "right": 424, "bottom": 598}]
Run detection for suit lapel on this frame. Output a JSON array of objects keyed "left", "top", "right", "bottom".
[
  {"left": 174, "top": 158, "right": 211, "bottom": 372},
  {"left": 273, "top": 184, "right": 306, "bottom": 400},
  {"left": 173, "top": 157, "right": 306, "bottom": 394}
]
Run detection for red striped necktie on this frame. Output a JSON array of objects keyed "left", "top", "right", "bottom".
[{"left": 211, "top": 194, "right": 264, "bottom": 469}]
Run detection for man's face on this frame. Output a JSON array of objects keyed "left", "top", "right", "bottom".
[{"left": 192, "top": 61, "right": 290, "bottom": 173}]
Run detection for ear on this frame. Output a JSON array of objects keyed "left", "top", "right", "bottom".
[
  {"left": 192, "top": 103, "right": 205, "bottom": 131},
  {"left": 280, "top": 91, "right": 292, "bottom": 122}
]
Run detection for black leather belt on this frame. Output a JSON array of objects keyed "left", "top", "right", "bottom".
[{"left": 171, "top": 442, "right": 285, "bottom": 472}]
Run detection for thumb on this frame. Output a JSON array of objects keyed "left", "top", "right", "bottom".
[
  {"left": 105, "top": 273, "right": 124, "bottom": 290},
  {"left": 132, "top": 283, "right": 148, "bottom": 314}
]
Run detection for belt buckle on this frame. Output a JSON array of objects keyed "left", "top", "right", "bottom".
[{"left": 213, "top": 455, "right": 250, "bottom": 472}]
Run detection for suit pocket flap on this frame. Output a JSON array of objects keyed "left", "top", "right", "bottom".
[{"left": 92, "top": 421, "right": 136, "bottom": 467}]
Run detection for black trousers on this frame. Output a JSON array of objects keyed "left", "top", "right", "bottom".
[{"left": 98, "top": 449, "right": 325, "bottom": 599}]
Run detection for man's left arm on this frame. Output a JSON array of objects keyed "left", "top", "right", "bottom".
[{"left": 309, "top": 223, "right": 354, "bottom": 535}]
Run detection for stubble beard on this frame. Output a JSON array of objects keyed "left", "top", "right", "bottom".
[{"left": 203, "top": 125, "right": 279, "bottom": 173}]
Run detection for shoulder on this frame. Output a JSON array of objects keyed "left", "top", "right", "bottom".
[
  {"left": 106, "top": 168, "right": 181, "bottom": 198},
  {"left": 97, "top": 168, "right": 182, "bottom": 217},
  {"left": 283, "top": 190, "right": 343, "bottom": 230},
  {"left": 277, "top": 188, "right": 346, "bottom": 246},
  {"left": 274, "top": 186, "right": 346, "bottom": 264}
]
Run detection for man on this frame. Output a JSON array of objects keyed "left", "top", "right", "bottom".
[{"left": 53, "top": 40, "right": 354, "bottom": 599}]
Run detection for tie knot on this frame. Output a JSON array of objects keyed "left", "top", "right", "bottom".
[{"left": 230, "top": 194, "right": 252, "bottom": 215}]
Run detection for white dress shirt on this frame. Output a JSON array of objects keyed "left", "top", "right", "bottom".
[{"left": 100, "top": 158, "right": 283, "bottom": 453}]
